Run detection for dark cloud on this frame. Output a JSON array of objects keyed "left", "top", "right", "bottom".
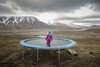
[
  {"left": 0, "top": 0, "right": 7, "bottom": 3},
  {"left": 88, "top": 0, "right": 100, "bottom": 11},
  {"left": 0, "top": 5, "right": 15, "bottom": 15},
  {"left": 14, "top": 0, "right": 100, "bottom": 12},
  {"left": 14, "top": 0, "right": 88, "bottom": 12},
  {"left": 0, "top": 0, "right": 99, "bottom": 14}
]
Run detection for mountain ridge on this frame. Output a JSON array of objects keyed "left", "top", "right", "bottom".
[{"left": 0, "top": 16, "right": 50, "bottom": 29}]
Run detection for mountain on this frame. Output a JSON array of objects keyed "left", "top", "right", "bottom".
[
  {"left": 0, "top": 16, "right": 80, "bottom": 31},
  {"left": 90, "top": 25, "right": 100, "bottom": 28},
  {"left": 0, "top": 16, "right": 49, "bottom": 30}
]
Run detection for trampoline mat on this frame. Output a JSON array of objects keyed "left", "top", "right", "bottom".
[{"left": 26, "top": 39, "right": 70, "bottom": 46}]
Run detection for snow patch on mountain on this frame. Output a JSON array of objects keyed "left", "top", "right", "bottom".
[{"left": 0, "top": 16, "right": 37, "bottom": 26}]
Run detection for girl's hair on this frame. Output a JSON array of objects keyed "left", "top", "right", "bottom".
[{"left": 48, "top": 31, "right": 52, "bottom": 35}]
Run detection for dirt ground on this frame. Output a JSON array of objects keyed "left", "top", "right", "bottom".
[{"left": 0, "top": 29, "right": 100, "bottom": 67}]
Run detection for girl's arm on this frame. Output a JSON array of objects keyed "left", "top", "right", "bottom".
[
  {"left": 51, "top": 35, "right": 53, "bottom": 41},
  {"left": 45, "top": 35, "right": 48, "bottom": 40}
]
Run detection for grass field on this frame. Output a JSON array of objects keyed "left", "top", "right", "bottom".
[{"left": 0, "top": 29, "right": 100, "bottom": 67}]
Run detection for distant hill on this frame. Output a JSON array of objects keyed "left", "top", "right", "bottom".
[
  {"left": 90, "top": 25, "right": 100, "bottom": 28},
  {"left": 85, "top": 28, "right": 100, "bottom": 33}
]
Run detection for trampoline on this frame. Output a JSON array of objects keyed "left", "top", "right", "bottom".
[{"left": 20, "top": 38, "right": 76, "bottom": 64}]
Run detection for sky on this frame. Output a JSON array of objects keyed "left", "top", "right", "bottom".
[{"left": 0, "top": 0, "right": 100, "bottom": 26}]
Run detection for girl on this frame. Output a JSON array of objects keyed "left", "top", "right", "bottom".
[{"left": 45, "top": 31, "right": 53, "bottom": 47}]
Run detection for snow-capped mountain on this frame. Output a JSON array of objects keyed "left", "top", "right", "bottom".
[{"left": 0, "top": 16, "right": 49, "bottom": 29}]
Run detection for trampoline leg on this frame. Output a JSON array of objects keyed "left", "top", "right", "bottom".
[
  {"left": 32, "top": 49, "right": 39, "bottom": 64},
  {"left": 22, "top": 46, "right": 25, "bottom": 60},
  {"left": 36, "top": 49, "right": 39, "bottom": 63},
  {"left": 58, "top": 49, "right": 61, "bottom": 63}
]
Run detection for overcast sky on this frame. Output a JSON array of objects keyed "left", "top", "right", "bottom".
[{"left": 0, "top": 0, "right": 100, "bottom": 25}]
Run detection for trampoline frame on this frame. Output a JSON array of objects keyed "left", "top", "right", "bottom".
[{"left": 20, "top": 38, "right": 77, "bottom": 64}]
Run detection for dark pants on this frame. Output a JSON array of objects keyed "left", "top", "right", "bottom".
[{"left": 46, "top": 40, "right": 51, "bottom": 47}]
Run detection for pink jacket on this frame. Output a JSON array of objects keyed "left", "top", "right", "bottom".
[{"left": 45, "top": 34, "right": 53, "bottom": 41}]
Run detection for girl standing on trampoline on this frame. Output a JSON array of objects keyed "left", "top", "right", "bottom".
[{"left": 45, "top": 31, "right": 53, "bottom": 47}]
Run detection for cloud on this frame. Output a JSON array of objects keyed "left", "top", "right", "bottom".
[
  {"left": 13, "top": 0, "right": 100, "bottom": 12},
  {"left": 0, "top": 0, "right": 95, "bottom": 14},
  {"left": 0, "top": 0, "right": 7, "bottom": 3},
  {"left": 0, "top": 0, "right": 100, "bottom": 25},
  {"left": 89, "top": 0, "right": 100, "bottom": 11},
  {"left": 0, "top": 5, "right": 15, "bottom": 15},
  {"left": 0, "top": 0, "right": 99, "bottom": 14},
  {"left": 53, "top": 3, "right": 100, "bottom": 25},
  {"left": 54, "top": 4, "right": 96, "bottom": 20}
]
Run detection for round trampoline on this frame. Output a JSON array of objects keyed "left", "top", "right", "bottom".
[
  {"left": 20, "top": 38, "right": 77, "bottom": 64},
  {"left": 20, "top": 38, "right": 76, "bottom": 50}
]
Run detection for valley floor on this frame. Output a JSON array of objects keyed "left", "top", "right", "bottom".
[{"left": 0, "top": 29, "right": 100, "bottom": 67}]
